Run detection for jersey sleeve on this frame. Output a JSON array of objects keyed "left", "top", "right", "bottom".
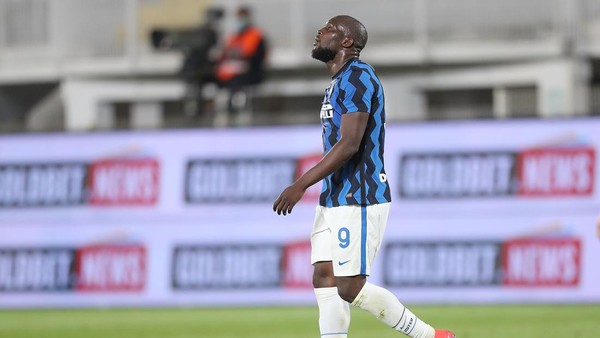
[{"left": 337, "top": 67, "right": 374, "bottom": 114}]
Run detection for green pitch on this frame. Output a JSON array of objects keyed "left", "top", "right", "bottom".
[{"left": 1, "top": 305, "right": 599, "bottom": 338}]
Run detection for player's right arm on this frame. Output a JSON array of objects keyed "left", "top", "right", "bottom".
[{"left": 273, "top": 111, "right": 369, "bottom": 215}]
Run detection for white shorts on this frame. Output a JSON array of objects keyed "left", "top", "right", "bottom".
[{"left": 310, "top": 203, "right": 390, "bottom": 277}]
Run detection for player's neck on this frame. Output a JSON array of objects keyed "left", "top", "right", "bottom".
[{"left": 327, "top": 52, "right": 359, "bottom": 76}]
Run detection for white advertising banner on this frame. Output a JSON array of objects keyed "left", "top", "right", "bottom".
[
  {"left": 388, "top": 119, "right": 599, "bottom": 218},
  {"left": 0, "top": 118, "right": 599, "bottom": 308},
  {"left": 0, "top": 213, "right": 597, "bottom": 308}
]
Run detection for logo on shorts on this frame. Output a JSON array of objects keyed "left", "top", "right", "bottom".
[{"left": 338, "top": 260, "right": 351, "bottom": 266}]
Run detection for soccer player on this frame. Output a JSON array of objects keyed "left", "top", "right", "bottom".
[{"left": 273, "top": 15, "right": 455, "bottom": 338}]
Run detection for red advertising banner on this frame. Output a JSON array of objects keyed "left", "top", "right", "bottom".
[
  {"left": 75, "top": 245, "right": 146, "bottom": 292},
  {"left": 502, "top": 238, "right": 581, "bottom": 287},
  {"left": 517, "top": 147, "right": 595, "bottom": 197},
  {"left": 88, "top": 159, "right": 160, "bottom": 206}
]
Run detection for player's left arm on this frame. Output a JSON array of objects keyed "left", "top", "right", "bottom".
[{"left": 273, "top": 111, "right": 369, "bottom": 215}]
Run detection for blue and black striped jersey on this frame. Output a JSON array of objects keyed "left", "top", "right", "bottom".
[{"left": 319, "top": 59, "right": 392, "bottom": 207}]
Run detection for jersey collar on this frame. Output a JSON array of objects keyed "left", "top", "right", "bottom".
[{"left": 331, "top": 58, "right": 358, "bottom": 79}]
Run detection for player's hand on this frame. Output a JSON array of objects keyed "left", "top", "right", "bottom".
[{"left": 273, "top": 184, "right": 305, "bottom": 216}]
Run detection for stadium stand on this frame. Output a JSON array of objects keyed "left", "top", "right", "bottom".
[{"left": 1, "top": 0, "right": 600, "bottom": 132}]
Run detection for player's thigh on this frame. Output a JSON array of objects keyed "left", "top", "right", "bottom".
[
  {"left": 311, "top": 205, "right": 332, "bottom": 265},
  {"left": 325, "top": 203, "right": 390, "bottom": 277},
  {"left": 366, "top": 202, "right": 390, "bottom": 263}
]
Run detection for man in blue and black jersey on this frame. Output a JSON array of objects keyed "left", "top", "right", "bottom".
[{"left": 274, "top": 15, "right": 455, "bottom": 338}]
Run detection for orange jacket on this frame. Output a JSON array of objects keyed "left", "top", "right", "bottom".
[{"left": 216, "top": 26, "right": 265, "bottom": 82}]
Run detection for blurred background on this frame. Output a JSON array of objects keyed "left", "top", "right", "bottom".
[
  {"left": 0, "top": 1, "right": 599, "bottom": 337},
  {"left": 2, "top": 0, "right": 600, "bottom": 131}
]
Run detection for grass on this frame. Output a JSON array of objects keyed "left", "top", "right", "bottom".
[{"left": 0, "top": 305, "right": 599, "bottom": 338}]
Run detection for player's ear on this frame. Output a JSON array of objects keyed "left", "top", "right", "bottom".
[{"left": 341, "top": 37, "right": 354, "bottom": 48}]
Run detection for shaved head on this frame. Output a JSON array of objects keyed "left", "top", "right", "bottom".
[
  {"left": 333, "top": 15, "right": 368, "bottom": 52},
  {"left": 311, "top": 15, "right": 369, "bottom": 64}
]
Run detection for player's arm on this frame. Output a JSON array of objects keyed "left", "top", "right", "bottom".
[{"left": 273, "top": 112, "right": 369, "bottom": 215}]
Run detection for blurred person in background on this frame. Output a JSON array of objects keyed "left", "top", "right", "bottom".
[
  {"left": 151, "top": 7, "right": 224, "bottom": 117},
  {"left": 214, "top": 5, "right": 267, "bottom": 126},
  {"left": 273, "top": 15, "right": 455, "bottom": 338}
]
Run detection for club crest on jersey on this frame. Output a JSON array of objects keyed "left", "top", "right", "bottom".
[{"left": 320, "top": 103, "right": 333, "bottom": 119}]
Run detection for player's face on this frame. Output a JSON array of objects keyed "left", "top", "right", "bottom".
[{"left": 312, "top": 19, "right": 342, "bottom": 62}]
